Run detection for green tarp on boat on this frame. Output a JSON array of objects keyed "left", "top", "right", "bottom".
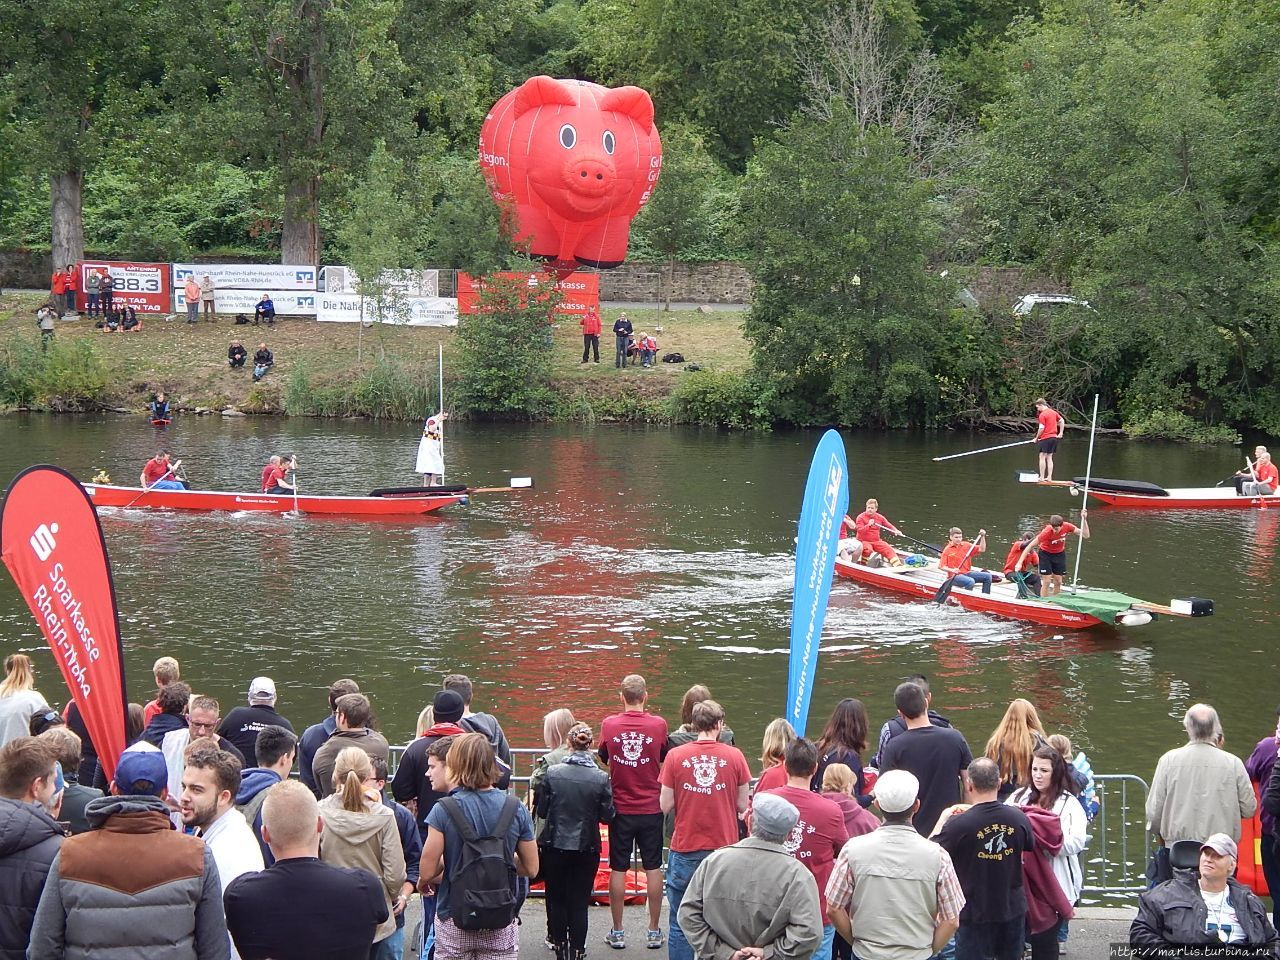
[{"left": 1047, "top": 589, "right": 1142, "bottom": 621}]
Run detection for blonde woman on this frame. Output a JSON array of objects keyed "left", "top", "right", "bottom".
[
  {"left": 752, "top": 718, "right": 796, "bottom": 796},
  {"left": 984, "top": 698, "right": 1048, "bottom": 799},
  {"left": 415, "top": 706, "right": 435, "bottom": 739},
  {"left": 319, "top": 746, "right": 406, "bottom": 957},
  {"left": 0, "top": 654, "right": 52, "bottom": 748},
  {"left": 421, "top": 732, "right": 538, "bottom": 960},
  {"left": 530, "top": 708, "right": 578, "bottom": 816}
]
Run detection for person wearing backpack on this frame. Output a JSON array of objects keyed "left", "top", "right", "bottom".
[
  {"left": 537, "top": 723, "right": 615, "bottom": 960},
  {"left": 421, "top": 732, "right": 538, "bottom": 960},
  {"left": 235, "top": 725, "right": 298, "bottom": 866}
]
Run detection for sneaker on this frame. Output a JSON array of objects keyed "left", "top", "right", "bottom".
[
  {"left": 605, "top": 930, "right": 626, "bottom": 950},
  {"left": 646, "top": 929, "right": 665, "bottom": 950}
]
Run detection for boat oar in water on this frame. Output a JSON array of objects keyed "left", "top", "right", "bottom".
[
  {"left": 934, "top": 531, "right": 985, "bottom": 604},
  {"left": 933, "top": 439, "right": 1037, "bottom": 463}
]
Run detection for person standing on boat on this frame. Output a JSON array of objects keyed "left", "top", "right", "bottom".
[
  {"left": 1003, "top": 532, "right": 1041, "bottom": 598},
  {"left": 415, "top": 413, "right": 447, "bottom": 486},
  {"left": 939, "top": 527, "right": 992, "bottom": 594},
  {"left": 1236, "top": 451, "right": 1279, "bottom": 497},
  {"left": 854, "top": 498, "right": 904, "bottom": 567},
  {"left": 1033, "top": 399, "right": 1065, "bottom": 482},
  {"left": 140, "top": 450, "right": 187, "bottom": 491},
  {"left": 1015, "top": 511, "right": 1089, "bottom": 598}
]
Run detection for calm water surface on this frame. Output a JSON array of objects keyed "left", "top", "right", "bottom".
[{"left": 1, "top": 414, "right": 1276, "bottom": 783}]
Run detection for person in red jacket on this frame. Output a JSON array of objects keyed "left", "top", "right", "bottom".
[
  {"left": 50, "top": 268, "right": 68, "bottom": 313},
  {"left": 580, "top": 308, "right": 602, "bottom": 364},
  {"left": 854, "top": 498, "right": 903, "bottom": 567},
  {"left": 62, "top": 264, "right": 79, "bottom": 314}
]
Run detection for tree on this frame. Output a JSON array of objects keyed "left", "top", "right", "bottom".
[
  {"left": 738, "top": 110, "right": 954, "bottom": 426},
  {"left": 630, "top": 123, "right": 734, "bottom": 308}
]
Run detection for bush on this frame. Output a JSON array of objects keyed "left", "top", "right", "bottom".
[
  {"left": 1124, "top": 408, "right": 1240, "bottom": 444},
  {"left": 670, "top": 370, "right": 775, "bottom": 429},
  {"left": 0, "top": 335, "right": 113, "bottom": 410},
  {"left": 282, "top": 359, "right": 437, "bottom": 419}
]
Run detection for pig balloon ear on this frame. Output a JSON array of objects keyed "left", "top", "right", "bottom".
[
  {"left": 599, "top": 86, "right": 655, "bottom": 131},
  {"left": 514, "top": 76, "right": 578, "bottom": 116}
]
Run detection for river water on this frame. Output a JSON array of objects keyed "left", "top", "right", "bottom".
[{"left": 1, "top": 414, "right": 1276, "bottom": 782}]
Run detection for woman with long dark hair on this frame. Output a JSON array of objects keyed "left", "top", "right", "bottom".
[
  {"left": 811, "top": 698, "right": 869, "bottom": 802},
  {"left": 537, "top": 723, "right": 615, "bottom": 960},
  {"left": 1009, "top": 744, "right": 1087, "bottom": 958}
]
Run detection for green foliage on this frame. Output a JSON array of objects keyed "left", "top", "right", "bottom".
[
  {"left": 282, "top": 358, "right": 435, "bottom": 419},
  {"left": 1124, "top": 409, "right": 1240, "bottom": 445},
  {"left": 669, "top": 370, "right": 776, "bottom": 429},
  {"left": 415, "top": 150, "right": 519, "bottom": 273},
  {"left": 738, "top": 110, "right": 955, "bottom": 427},
  {"left": 453, "top": 272, "right": 560, "bottom": 418},
  {"left": 0, "top": 335, "right": 113, "bottom": 409}
]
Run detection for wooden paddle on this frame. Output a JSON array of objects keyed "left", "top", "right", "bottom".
[
  {"left": 932, "top": 439, "right": 1037, "bottom": 462},
  {"left": 870, "top": 521, "right": 941, "bottom": 555},
  {"left": 934, "top": 530, "right": 985, "bottom": 604},
  {"left": 289, "top": 468, "right": 300, "bottom": 516},
  {"left": 124, "top": 463, "right": 179, "bottom": 508}
]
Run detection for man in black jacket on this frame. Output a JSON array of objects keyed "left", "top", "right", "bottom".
[
  {"left": 444, "top": 673, "right": 513, "bottom": 766},
  {"left": 228, "top": 340, "right": 247, "bottom": 369},
  {"left": 612, "top": 313, "right": 633, "bottom": 369},
  {"left": 252, "top": 343, "right": 274, "bottom": 382},
  {"left": 0, "top": 737, "right": 65, "bottom": 960},
  {"left": 1131, "top": 834, "right": 1280, "bottom": 952}
]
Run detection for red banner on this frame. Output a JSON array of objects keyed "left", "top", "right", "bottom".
[
  {"left": 77, "top": 260, "right": 172, "bottom": 314},
  {"left": 457, "top": 271, "right": 600, "bottom": 320},
  {"left": 1, "top": 466, "right": 128, "bottom": 780}
]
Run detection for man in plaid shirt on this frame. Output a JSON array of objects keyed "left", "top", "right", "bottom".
[{"left": 826, "top": 770, "right": 964, "bottom": 960}]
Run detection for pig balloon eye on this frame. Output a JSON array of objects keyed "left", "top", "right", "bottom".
[
  {"left": 559, "top": 124, "right": 577, "bottom": 149},
  {"left": 602, "top": 131, "right": 616, "bottom": 155}
]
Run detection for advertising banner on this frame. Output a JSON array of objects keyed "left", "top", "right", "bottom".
[
  {"left": 171, "top": 263, "right": 318, "bottom": 291},
  {"left": 785, "top": 430, "right": 849, "bottom": 737},
  {"left": 78, "top": 261, "right": 172, "bottom": 314},
  {"left": 315, "top": 293, "right": 459, "bottom": 326},
  {"left": 456, "top": 271, "right": 600, "bottom": 320},
  {"left": 320, "top": 267, "right": 439, "bottom": 297},
  {"left": 173, "top": 289, "right": 318, "bottom": 316},
  {"left": 0, "top": 467, "right": 129, "bottom": 780}
]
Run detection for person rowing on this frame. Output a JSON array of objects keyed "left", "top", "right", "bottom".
[
  {"left": 263, "top": 454, "right": 297, "bottom": 495},
  {"left": 1003, "top": 531, "right": 1041, "bottom": 598},
  {"left": 1234, "top": 448, "right": 1278, "bottom": 497},
  {"left": 939, "top": 526, "right": 991, "bottom": 593},
  {"left": 852, "top": 498, "right": 904, "bottom": 567},
  {"left": 1015, "top": 511, "right": 1089, "bottom": 598},
  {"left": 149, "top": 392, "right": 171, "bottom": 422},
  {"left": 1034, "top": 398, "right": 1065, "bottom": 481},
  {"left": 259, "top": 455, "right": 281, "bottom": 493},
  {"left": 140, "top": 450, "right": 188, "bottom": 491}
]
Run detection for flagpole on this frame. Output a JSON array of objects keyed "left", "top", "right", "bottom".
[{"left": 1070, "top": 394, "right": 1099, "bottom": 594}]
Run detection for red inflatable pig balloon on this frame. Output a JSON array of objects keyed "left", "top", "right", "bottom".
[{"left": 479, "top": 77, "right": 662, "bottom": 275}]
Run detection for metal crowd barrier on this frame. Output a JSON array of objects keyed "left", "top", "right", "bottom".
[{"left": 388, "top": 746, "right": 1155, "bottom": 905}]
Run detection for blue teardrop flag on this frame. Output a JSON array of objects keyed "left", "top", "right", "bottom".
[{"left": 786, "top": 430, "right": 849, "bottom": 737}]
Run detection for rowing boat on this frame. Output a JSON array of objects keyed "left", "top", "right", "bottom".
[
  {"left": 833, "top": 555, "right": 1212, "bottom": 629},
  {"left": 1017, "top": 472, "right": 1279, "bottom": 510},
  {"left": 84, "top": 482, "right": 467, "bottom": 516}
]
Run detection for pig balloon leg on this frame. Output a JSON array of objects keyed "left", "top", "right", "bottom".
[
  {"left": 574, "top": 216, "right": 633, "bottom": 269},
  {"left": 512, "top": 204, "right": 562, "bottom": 260}
]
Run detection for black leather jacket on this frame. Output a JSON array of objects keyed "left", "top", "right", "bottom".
[
  {"left": 536, "top": 752, "right": 615, "bottom": 853},
  {"left": 1131, "top": 871, "right": 1280, "bottom": 955}
]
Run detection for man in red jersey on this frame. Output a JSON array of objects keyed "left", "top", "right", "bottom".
[
  {"left": 939, "top": 527, "right": 992, "bottom": 593},
  {"left": 140, "top": 449, "right": 187, "bottom": 491},
  {"left": 598, "top": 674, "right": 668, "bottom": 950},
  {"left": 1033, "top": 398, "right": 1065, "bottom": 481},
  {"left": 660, "top": 700, "right": 751, "bottom": 960},
  {"left": 1003, "top": 531, "right": 1041, "bottom": 598},
  {"left": 260, "top": 455, "right": 281, "bottom": 493},
  {"left": 1015, "top": 510, "right": 1089, "bottom": 597},
  {"left": 1237, "top": 451, "right": 1279, "bottom": 497},
  {"left": 761, "top": 738, "right": 850, "bottom": 960},
  {"left": 854, "top": 498, "right": 904, "bottom": 567}
]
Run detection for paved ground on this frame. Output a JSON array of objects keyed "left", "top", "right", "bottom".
[{"left": 400, "top": 898, "right": 1137, "bottom": 959}]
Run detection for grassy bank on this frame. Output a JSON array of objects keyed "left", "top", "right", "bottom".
[{"left": 0, "top": 292, "right": 752, "bottom": 422}]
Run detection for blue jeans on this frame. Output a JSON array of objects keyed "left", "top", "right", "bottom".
[
  {"left": 667, "top": 849, "right": 712, "bottom": 960},
  {"left": 371, "top": 926, "right": 403, "bottom": 960},
  {"left": 187, "top": 301, "right": 199, "bottom": 322},
  {"left": 149, "top": 479, "right": 185, "bottom": 491},
  {"left": 615, "top": 335, "right": 629, "bottom": 367},
  {"left": 86, "top": 293, "right": 99, "bottom": 316},
  {"left": 953, "top": 571, "right": 994, "bottom": 594},
  {"left": 813, "top": 924, "right": 834, "bottom": 960}
]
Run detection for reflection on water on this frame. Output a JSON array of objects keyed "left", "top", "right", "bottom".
[{"left": 0, "top": 415, "right": 1277, "bottom": 783}]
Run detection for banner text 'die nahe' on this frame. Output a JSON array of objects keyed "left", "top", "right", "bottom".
[
  {"left": 1, "top": 467, "right": 128, "bottom": 780},
  {"left": 786, "top": 430, "right": 849, "bottom": 738}
]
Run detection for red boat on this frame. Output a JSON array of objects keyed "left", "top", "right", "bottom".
[
  {"left": 833, "top": 556, "right": 1210, "bottom": 630},
  {"left": 84, "top": 482, "right": 467, "bottom": 517},
  {"left": 1020, "top": 473, "right": 1279, "bottom": 510}
]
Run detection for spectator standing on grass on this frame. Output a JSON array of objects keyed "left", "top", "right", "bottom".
[
  {"left": 62, "top": 264, "right": 79, "bottom": 314},
  {"left": 185, "top": 275, "right": 202, "bottom": 323},
  {"left": 299, "top": 678, "right": 360, "bottom": 796},
  {"left": 225, "top": 780, "right": 389, "bottom": 960},
  {"left": 84, "top": 267, "right": 100, "bottom": 318},
  {"left": 660, "top": 699, "right": 752, "bottom": 960},
  {"left": 598, "top": 675, "right": 667, "bottom": 950},
  {"left": 825, "top": 770, "right": 964, "bottom": 960},
  {"left": 677, "top": 793, "right": 823, "bottom": 960},
  {"left": 49, "top": 266, "right": 67, "bottom": 313},
  {"left": 253, "top": 343, "right": 274, "bottom": 381},
  {"left": 98, "top": 269, "right": 115, "bottom": 314},
  {"left": 36, "top": 304, "right": 57, "bottom": 350},
  {"left": 201, "top": 274, "right": 216, "bottom": 320},
  {"left": 613, "top": 312, "right": 633, "bottom": 369},
  {"left": 1146, "top": 703, "right": 1255, "bottom": 886},
  {"left": 580, "top": 307, "right": 601, "bottom": 363}
]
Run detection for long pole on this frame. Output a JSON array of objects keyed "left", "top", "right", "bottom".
[
  {"left": 438, "top": 343, "right": 445, "bottom": 486},
  {"left": 1070, "top": 394, "right": 1100, "bottom": 594},
  {"left": 932, "top": 438, "right": 1038, "bottom": 462}
]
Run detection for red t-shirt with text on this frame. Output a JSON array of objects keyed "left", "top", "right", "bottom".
[
  {"left": 1003, "top": 542, "right": 1038, "bottom": 573},
  {"left": 660, "top": 739, "right": 751, "bottom": 853},
  {"left": 763, "top": 784, "right": 849, "bottom": 922},
  {"left": 1037, "top": 407, "right": 1063, "bottom": 439},
  {"left": 599, "top": 710, "right": 668, "bottom": 815},
  {"left": 1037, "top": 522, "right": 1077, "bottom": 554}
]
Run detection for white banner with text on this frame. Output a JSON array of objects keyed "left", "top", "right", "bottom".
[{"left": 315, "top": 293, "right": 458, "bottom": 326}]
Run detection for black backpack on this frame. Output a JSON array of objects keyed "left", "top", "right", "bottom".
[
  {"left": 440, "top": 794, "right": 521, "bottom": 930},
  {"left": 661, "top": 352, "right": 685, "bottom": 363}
]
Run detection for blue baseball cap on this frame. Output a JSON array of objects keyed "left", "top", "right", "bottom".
[{"left": 114, "top": 743, "right": 168, "bottom": 796}]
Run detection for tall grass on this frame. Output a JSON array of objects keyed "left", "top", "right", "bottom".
[
  {"left": 282, "top": 358, "right": 438, "bottom": 419},
  {"left": 0, "top": 335, "right": 114, "bottom": 410}
]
